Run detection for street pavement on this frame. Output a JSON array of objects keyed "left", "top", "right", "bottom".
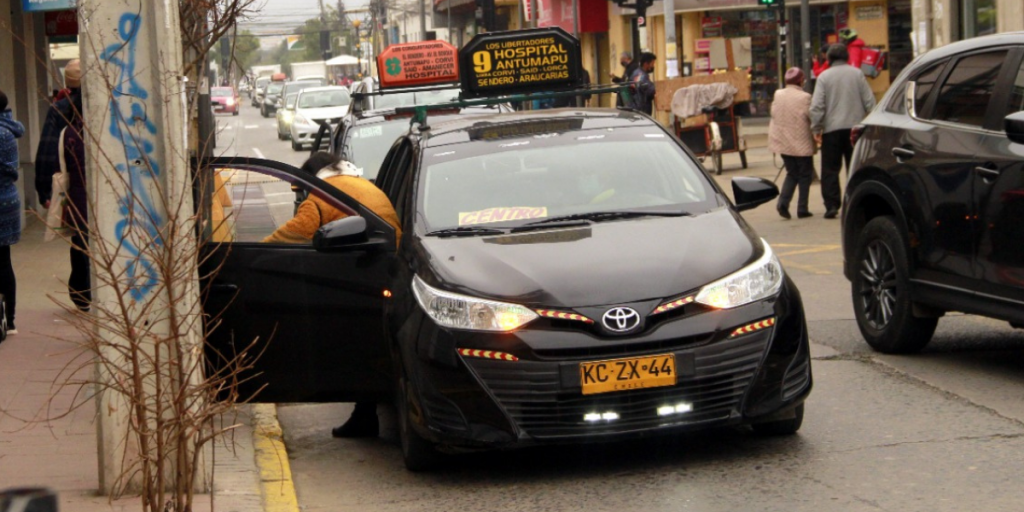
[{"left": 219, "top": 104, "right": 1024, "bottom": 512}]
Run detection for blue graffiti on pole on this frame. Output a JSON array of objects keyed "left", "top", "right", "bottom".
[{"left": 100, "top": 13, "right": 164, "bottom": 301}]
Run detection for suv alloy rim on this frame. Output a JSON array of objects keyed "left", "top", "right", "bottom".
[{"left": 858, "top": 240, "right": 897, "bottom": 330}]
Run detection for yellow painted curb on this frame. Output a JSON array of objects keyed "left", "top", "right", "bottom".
[{"left": 252, "top": 403, "right": 300, "bottom": 512}]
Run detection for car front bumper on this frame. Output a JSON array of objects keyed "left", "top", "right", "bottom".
[{"left": 397, "top": 277, "right": 812, "bottom": 451}]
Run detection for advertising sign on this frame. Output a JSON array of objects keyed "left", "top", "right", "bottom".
[
  {"left": 376, "top": 40, "right": 459, "bottom": 89},
  {"left": 459, "top": 27, "right": 582, "bottom": 98},
  {"left": 21, "top": 0, "right": 75, "bottom": 12},
  {"left": 44, "top": 9, "right": 77, "bottom": 37}
]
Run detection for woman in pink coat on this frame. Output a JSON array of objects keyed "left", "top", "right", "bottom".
[{"left": 768, "top": 68, "right": 817, "bottom": 219}]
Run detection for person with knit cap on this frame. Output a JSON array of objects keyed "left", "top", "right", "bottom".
[
  {"left": 768, "top": 68, "right": 816, "bottom": 220},
  {"left": 0, "top": 89, "right": 25, "bottom": 335},
  {"left": 35, "top": 59, "right": 81, "bottom": 208},
  {"left": 839, "top": 28, "right": 866, "bottom": 71}
]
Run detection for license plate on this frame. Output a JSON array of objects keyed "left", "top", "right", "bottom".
[{"left": 580, "top": 354, "right": 676, "bottom": 395}]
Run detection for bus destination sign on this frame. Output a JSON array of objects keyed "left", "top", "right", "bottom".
[{"left": 459, "top": 27, "right": 582, "bottom": 98}]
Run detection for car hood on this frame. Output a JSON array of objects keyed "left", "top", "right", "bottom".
[
  {"left": 297, "top": 106, "right": 348, "bottom": 120},
  {"left": 417, "top": 207, "right": 763, "bottom": 307}
]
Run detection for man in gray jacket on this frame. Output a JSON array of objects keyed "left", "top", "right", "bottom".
[{"left": 810, "top": 44, "right": 875, "bottom": 218}]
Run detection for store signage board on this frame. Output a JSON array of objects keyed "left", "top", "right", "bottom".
[
  {"left": 44, "top": 9, "right": 78, "bottom": 37},
  {"left": 22, "top": 0, "right": 75, "bottom": 12},
  {"left": 459, "top": 27, "right": 582, "bottom": 98},
  {"left": 377, "top": 40, "right": 460, "bottom": 89}
]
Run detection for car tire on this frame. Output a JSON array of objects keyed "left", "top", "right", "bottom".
[
  {"left": 233, "top": 110, "right": 239, "bottom": 116},
  {"left": 291, "top": 140, "right": 301, "bottom": 151},
  {"left": 396, "top": 376, "right": 441, "bottom": 472},
  {"left": 751, "top": 404, "right": 803, "bottom": 436},
  {"left": 277, "top": 131, "right": 286, "bottom": 141},
  {"left": 852, "top": 216, "right": 938, "bottom": 353},
  {"left": 260, "top": 107, "right": 267, "bottom": 118}
]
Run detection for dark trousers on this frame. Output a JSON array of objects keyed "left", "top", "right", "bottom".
[
  {"left": 69, "top": 233, "right": 91, "bottom": 309},
  {"left": 779, "top": 155, "right": 814, "bottom": 214},
  {"left": 821, "top": 129, "right": 853, "bottom": 211},
  {"left": 0, "top": 245, "right": 15, "bottom": 328}
]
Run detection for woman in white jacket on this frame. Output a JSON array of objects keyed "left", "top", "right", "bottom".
[{"left": 768, "top": 68, "right": 817, "bottom": 219}]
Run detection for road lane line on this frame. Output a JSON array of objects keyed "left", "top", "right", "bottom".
[
  {"left": 245, "top": 124, "right": 259, "bottom": 129},
  {"left": 252, "top": 404, "right": 300, "bottom": 512},
  {"left": 253, "top": 148, "right": 265, "bottom": 159}
]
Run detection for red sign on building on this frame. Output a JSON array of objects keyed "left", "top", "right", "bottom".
[
  {"left": 44, "top": 9, "right": 78, "bottom": 37},
  {"left": 536, "top": 0, "right": 609, "bottom": 34},
  {"left": 377, "top": 41, "right": 460, "bottom": 89}
]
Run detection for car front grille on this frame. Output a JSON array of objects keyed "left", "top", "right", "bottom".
[{"left": 464, "top": 331, "right": 770, "bottom": 439}]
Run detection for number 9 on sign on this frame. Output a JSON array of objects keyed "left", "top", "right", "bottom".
[{"left": 473, "top": 51, "right": 492, "bottom": 73}]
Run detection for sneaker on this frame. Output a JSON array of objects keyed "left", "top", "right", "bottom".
[
  {"left": 6, "top": 329, "right": 16, "bottom": 335},
  {"left": 797, "top": 211, "right": 813, "bottom": 219}
]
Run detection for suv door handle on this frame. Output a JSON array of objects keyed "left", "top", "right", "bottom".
[
  {"left": 974, "top": 165, "right": 1000, "bottom": 179},
  {"left": 892, "top": 147, "right": 915, "bottom": 159}
]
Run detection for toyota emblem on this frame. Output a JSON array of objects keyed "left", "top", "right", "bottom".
[{"left": 602, "top": 307, "right": 641, "bottom": 333}]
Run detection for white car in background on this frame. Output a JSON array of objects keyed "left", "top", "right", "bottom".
[{"left": 289, "top": 86, "right": 352, "bottom": 151}]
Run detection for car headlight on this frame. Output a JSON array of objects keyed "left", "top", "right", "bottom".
[
  {"left": 412, "top": 275, "right": 538, "bottom": 332},
  {"left": 226, "top": 97, "right": 235, "bottom": 106},
  {"left": 294, "top": 114, "right": 312, "bottom": 126},
  {"left": 694, "top": 240, "right": 783, "bottom": 309},
  {"left": 281, "top": 110, "right": 293, "bottom": 121}
]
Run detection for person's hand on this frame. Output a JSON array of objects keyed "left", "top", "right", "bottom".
[
  {"left": 43, "top": 199, "right": 51, "bottom": 209},
  {"left": 814, "top": 134, "right": 823, "bottom": 147}
]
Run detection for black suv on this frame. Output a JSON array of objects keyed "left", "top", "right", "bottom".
[{"left": 843, "top": 33, "right": 1024, "bottom": 353}]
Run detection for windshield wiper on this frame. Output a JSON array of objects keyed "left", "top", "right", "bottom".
[
  {"left": 509, "top": 220, "right": 592, "bottom": 233},
  {"left": 425, "top": 226, "right": 506, "bottom": 238},
  {"left": 522, "top": 210, "right": 693, "bottom": 226}
]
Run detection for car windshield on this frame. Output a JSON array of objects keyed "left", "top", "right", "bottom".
[
  {"left": 267, "top": 82, "right": 284, "bottom": 94},
  {"left": 284, "top": 81, "right": 319, "bottom": 96},
  {"left": 255, "top": 79, "right": 269, "bottom": 90},
  {"left": 212, "top": 87, "right": 233, "bottom": 97},
  {"left": 345, "top": 119, "right": 412, "bottom": 180},
  {"left": 284, "top": 93, "right": 298, "bottom": 109},
  {"left": 418, "top": 126, "right": 717, "bottom": 231},
  {"left": 373, "top": 89, "right": 461, "bottom": 110},
  {"left": 299, "top": 89, "right": 351, "bottom": 109}
]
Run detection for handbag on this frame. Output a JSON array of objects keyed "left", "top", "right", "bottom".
[{"left": 43, "top": 127, "right": 70, "bottom": 242}]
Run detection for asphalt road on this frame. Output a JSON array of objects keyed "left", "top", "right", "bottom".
[{"left": 225, "top": 104, "right": 1024, "bottom": 511}]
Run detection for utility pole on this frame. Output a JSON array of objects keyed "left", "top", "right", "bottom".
[
  {"left": 801, "top": 0, "right": 811, "bottom": 87},
  {"left": 78, "top": 0, "right": 197, "bottom": 493},
  {"left": 420, "top": 0, "right": 427, "bottom": 41}
]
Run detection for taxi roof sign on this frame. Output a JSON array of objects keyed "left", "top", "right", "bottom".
[
  {"left": 377, "top": 40, "right": 460, "bottom": 90},
  {"left": 459, "top": 27, "right": 583, "bottom": 98}
]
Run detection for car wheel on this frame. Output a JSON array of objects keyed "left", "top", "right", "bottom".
[
  {"left": 396, "top": 376, "right": 441, "bottom": 472},
  {"left": 260, "top": 107, "right": 267, "bottom": 118},
  {"left": 752, "top": 404, "right": 803, "bottom": 436},
  {"left": 233, "top": 110, "right": 239, "bottom": 116},
  {"left": 852, "top": 216, "right": 938, "bottom": 353},
  {"left": 277, "top": 130, "right": 286, "bottom": 141},
  {"left": 291, "top": 140, "right": 301, "bottom": 151}
]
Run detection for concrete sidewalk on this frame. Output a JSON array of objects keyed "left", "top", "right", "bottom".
[{"left": 0, "top": 220, "right": 267, "bottom": 511}]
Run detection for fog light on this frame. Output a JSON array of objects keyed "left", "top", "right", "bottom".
[
  {"left": 601, "top": 412, "right": 619, "bottom": 421},
  {"left": 584, "top": 411, "right": 619, "bottom": 422},
  {"left": 584, "top": 413, "right": 601, "bottom": 422},
  {"left": 657, "top": 402, "right": 693, "bottom": 416},
  {"left": 674, "top": 402, "right": 693, "bottom": 413},
  {"left": 657, "top": 406, "right": 675, "bottom": 416}
]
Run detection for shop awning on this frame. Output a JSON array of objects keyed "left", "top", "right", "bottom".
[
  {"left": 675, "top": 0, "right": 846, "bottom": 13},
  {"left": 326, "top": 55, "right": 360, "bottom": 66}
]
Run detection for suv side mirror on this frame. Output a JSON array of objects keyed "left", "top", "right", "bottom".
[
  {"left": 732, "top": 177, "right": 779, "bottom": 212},
  {"left": 1005, "top": 111, "right": 1024, "bottom": 145},
  {"left": 313, "top": 216, "right": 368, "bottom": 252}
]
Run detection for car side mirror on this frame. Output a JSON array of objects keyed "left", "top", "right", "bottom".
[
  {"left": 1005, "top": 111, "right": 1024, "bottom": 145},
  {"left": 732, "top": 177, "right": 779, "bottom": 212},
  {"left": 313, "top": 216, "right": 368, "bottom": 252}
]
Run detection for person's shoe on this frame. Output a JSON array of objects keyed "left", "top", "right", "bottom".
[
  {"left": 331, "top": 413, "right": 379, "bottom": 438},
  {"left": 797, "top": 211, "right": 813, "bottom": 219},
  {"left": 824, "top": 208, "right": 839, "bottom": 219},
  {"left": 6, "top": 328, "right": 16, "bottom": 335},
  {"left": 776, "top": 205, "right": 791, "bottom": 220}
]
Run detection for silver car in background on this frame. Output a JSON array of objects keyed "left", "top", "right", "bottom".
[{"left": 290, "top": 86, "right": 352, "bottom": 151}]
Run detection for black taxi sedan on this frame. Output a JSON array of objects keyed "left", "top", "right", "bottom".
[{"left": 202, "top": 108, "right": 812, "bottom": 471}]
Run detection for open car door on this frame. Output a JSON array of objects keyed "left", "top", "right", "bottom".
[{"left": 198, "top": 157, "right": 396, "bottom": 403}]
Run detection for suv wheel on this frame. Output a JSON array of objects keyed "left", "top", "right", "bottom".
[
  {"left": 752, "top": 404, "right": 803, "bottom": 436},
  {"left": 852, "top": 216, "right": 938, "bottom": 353},
  {"left": 396, "top": 377, "right": 441, "bottom": 472}
]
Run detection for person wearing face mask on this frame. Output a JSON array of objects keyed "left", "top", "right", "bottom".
[{"left": 610, "top": 52, "right": 639, "bottom": 107}]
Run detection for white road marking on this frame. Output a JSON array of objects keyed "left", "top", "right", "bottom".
[
  {"left": 253, "top": 148, "right": 265, "bottom": 159},
  {"left": 244, "top": 124, "right": 259, "bottom": 129}
]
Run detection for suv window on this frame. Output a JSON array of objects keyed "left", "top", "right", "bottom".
[
  {"left": 1006, "top": 63, "right": 1024, "bottom": 118},
  {"left": 912, "top": 62, "right": 945, "bottom": 116},
  {"left": 885, "top": 82, "right": 907, "bottom": 114},
  {"left": 928, "top": 50, "right": 1007, "bottom": 127}
]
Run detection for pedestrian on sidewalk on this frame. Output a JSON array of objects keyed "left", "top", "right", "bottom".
[
  {"left": 839, "top": 28, "right": 867, "bottom": 71},
  {"left": 629, "top": 52, "right": 657, "bottom": 116},
  {"left": 810, "top": 44, "right": 875, "bottom": 219},
  {"left": 768, "top": 68, "right": 815, "bottom": 220},
  {"left": 611, "top": 52, "right": 639, "bottom": 107},
  {"left": 62, "top": 93, "right": 90, "bottom": 311},
  {"left": 35, "top": 59, "right": 80, "bottom": 209},
  {"left": 0, "top": 89, "right": 25, "bottom": 335}
]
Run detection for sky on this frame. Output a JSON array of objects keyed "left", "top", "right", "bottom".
[{"left": 240, "top": 0, "right": 370, "bottom": 35}]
